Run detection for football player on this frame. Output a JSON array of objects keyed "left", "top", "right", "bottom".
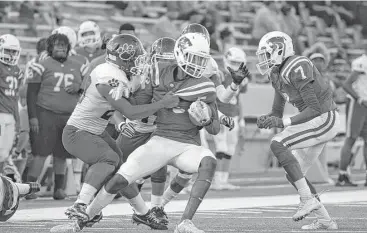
[
  {"left": 337, "top": 54, "right": 367, "bottom": 187},
  {"left": 256, "top": 31, "right": 339, "bottom": 229},
  {"left": 0, "top": 34, "right": 23, "bottom": 175},
  {"left": 57, "top": 32, "right": 248, "bottom": 233},
  {"left": 76, "top": 21, "right": 105, "bottom": 62},
  {"left": 0, "top": 176, "right": 40, "bottom": 221},
  {"left": 26, "top": 33, "right": 89, "bottom": 200},
  {"left": 211, "top": 47, "right": 248, "bottom": 190},
  {"left": 49, "top": 34, "right": 178, "bottom": 233}
]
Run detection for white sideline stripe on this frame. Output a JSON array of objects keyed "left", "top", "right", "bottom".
[{"left": 10, "top": 190, "right": 367, "bottom": 221}]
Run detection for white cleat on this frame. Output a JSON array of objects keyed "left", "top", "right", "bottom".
[
  {"left": 293, "top": 197, "right": 321, "bottom": 221},
  {"left": 301, "top": 219, "right": 338, "bottom": 230},
  {"left": 174, "top": 219, "right": 205, "bottom": 233},
  {"left": 50, "top": 221, "right": 83, "bottom": 233}
]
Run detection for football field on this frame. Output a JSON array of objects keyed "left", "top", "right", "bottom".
[{"left": 2, "top": 169, "right": 367, "bottom": 233}]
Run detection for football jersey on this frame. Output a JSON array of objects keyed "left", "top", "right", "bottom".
[
  {"left": 0, "top": 62, "right": 23, "bottom": 118},
  {"left": 216, "top": 70, "right": 247, "bottom": 117},
  {"left": 27, "top": 55, "right": 88, "bottom": 114},
  {"left": 273, "top": 55, "right": 335, "bottom": 113},
  {"left": 67, "top": 63, "right": 130, "bottom": 135},
  {"left": 152, "top": 64, "right": 217, "bottom": 145},
  {"left": 75, "top": 46, "right": 105, "bottom": 62},
  {"left": 350, "top": 55, "right": 367, "bottom": 99}
]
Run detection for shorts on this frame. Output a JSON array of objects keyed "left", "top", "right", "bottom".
[{"left": 116, "top": 131, "right": 152, "bottom": 162}]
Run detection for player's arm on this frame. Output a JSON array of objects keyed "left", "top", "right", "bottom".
[
  {"left": 287, "top": 62, "right": 322, "bottom": 126},
  {"left": 97, "top": 84, "right": 178, "bottom": 120},
  {"left": 203, "top": 101, "right": 220, "bottom": 135},
  {"left": 342, "top": 71, "right": 362, "bottom": 101}
]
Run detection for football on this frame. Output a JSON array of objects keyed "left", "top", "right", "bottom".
[{"left": 188, "top": 100, "right": 212, "bottom": 126}]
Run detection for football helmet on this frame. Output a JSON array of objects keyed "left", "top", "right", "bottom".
[
  {"left": 174, "top": 33, "right": 211, "bottom": 79},
  {"left": 78, "top": 21, "right": 102, "bottom": 48},
  {"left": 224, "top": 47, "right": 247, "bottom": 71},
  {"left": 0, "top": 34, "right": 21, "bottom": 66},
  {"left": 52, "top": 26, "right": 77, "bottom": 49},
  {"left": 351, "top": 54, "right": 367, "bottom": 73},
  {"left": 181, "top": 23, "right": 210, "bottom": 46},
  {"left": 106, "top": 34, "right": 147, "bottom": 77},
  {"left": 256, "top": 31, "right": 295, "bottom": 75}
]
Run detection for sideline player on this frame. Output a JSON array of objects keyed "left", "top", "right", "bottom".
[
  {"left": 75, "top": 21, "right": 105, "bottom": 62},
  {"left": 0, "top": 34, "right": 23, "bottom": 176},
  {"left": 49, "top": 34, "right": 178, "bottom": 232},
  {"left": 256, "top": 31, "right": 339, "bottom": 229},
  {"left": 337, "top": 54, "right": 367, "bottom": 186}
]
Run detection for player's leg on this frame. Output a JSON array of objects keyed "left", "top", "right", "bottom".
[
  {"left": 0, "top": 113, "right": 17, "bottom": 178},
  {"left": 62, "top": 125, "right": 120, "bottom": 220},
  {"left": 337, "top": 97, "right": 364, "bottom": 186},
  {"left": 271, "top": 110, "right": 340, "bottom": 221},
  {"left": 162, "top": 170, "right": 192, "bottom": 207},
  {"left": 171, "top": 145, "right": 217, "bottom": 232}
]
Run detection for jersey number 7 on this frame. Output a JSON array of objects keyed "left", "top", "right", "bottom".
[{"left": 294, "top": 66, "right": 307, "bottom": 80}]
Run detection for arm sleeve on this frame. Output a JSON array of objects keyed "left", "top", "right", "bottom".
[
  {"left": 27, "top": 83, "right": 41, "bottom": 119},
  {"left": 271, "top": 90, "right": 286, "bottom": 118}
]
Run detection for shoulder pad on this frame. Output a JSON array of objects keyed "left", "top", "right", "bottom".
[{"left": 93, "top": 63, "right": 129, "bottom": 86}]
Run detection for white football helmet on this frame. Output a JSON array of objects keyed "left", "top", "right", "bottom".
[
  {"left": 52, "top": 26, "right": 77, "bottom": 49},
  {"left": 78, "top": 20, "right": 102, "bottom": 48},
  {"left": 224, "top": 47, "right": 246, "bottom": 71},
  {"left": 0, "top": 34, "right": 21, "bottom": 66},
  {"left": 351, "top": 54, "right": 367, "bottom": 73},
  {"left": 256, "top": 31, "right": 295, "bottom": 75},
  {"left": 174, "top": 33, "right": 211, "bottom": 79}
]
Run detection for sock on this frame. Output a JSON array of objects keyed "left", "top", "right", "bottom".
[
  {"left": 222, "top": 172, "right": 229, "bottom": 183},
  {"left": 76, "top": 183, "right": 98, "bottom": 205},
  {"left": 214, "top": 171, "right": 222, "bottom": 184},
  {"left": 151, "top": 194, "right": 163, "bottom": 208},
  {"left": 314, "top": 203, "right": 331, "bottom": 223},
  {"left": 162, "top": 187, "right": 179, "bottom": 207},
  {"left": 181, "top": 180, "right": 210, "bottom": 221},
  {"left": 294, "top": 178, "right": 312, "bottom": 200},
  {"left": 128, "top": 194, "right": 149, "bottom": 215},
  {"left": 16, "top": 183, "right": 31, "bottom": 195},
  {"left": 54, "top": 174, "right": 65, "bottom": 191},
  {"left": 86, "top": 187, "right": 116, "bottom": 219}
]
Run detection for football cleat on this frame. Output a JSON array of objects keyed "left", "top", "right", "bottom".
[
  {"left": 85, "top": 212, "right": 103, "bottom": 227},
  {"left": 293, "top": 197, "right": 321, "bottom": 221},
  {"left": 151, "top": 206, "right": 168, "bottom": 225},
  {"left": 335, "top": 174, "right": 358, "bottom": 187},
  {"left": 174, "top": 219, "right": 204, "bottom": 233},
  {"left": 65, "top": 203, "right": 89, "bottom": 222},
  {"left": 50, "top": 220, "right": 84, "bottom": 233},
  {"left": 53, "top": 189, "right": 67, "bottom": 200},
  {"left": 23, "top": 182, "right": 41, "bottom": 196},
  {"left": 132, "top": 209, "right": 168, "bottom": 230},
  {"left": 301, "top": 219, "right": 338, "bottom": 230}
]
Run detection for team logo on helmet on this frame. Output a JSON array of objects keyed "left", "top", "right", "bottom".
[{"left": 117, "top": 43, "right": 136, "bottom": 60}]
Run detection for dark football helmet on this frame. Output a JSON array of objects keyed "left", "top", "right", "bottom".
[
  {"left": 181, "top": 23, "right": 210, "bottom": 46},
  {"left": 106, "top": 34, "right": 147, "bottom": 77}
]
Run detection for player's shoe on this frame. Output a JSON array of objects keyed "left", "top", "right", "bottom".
[
  {"left": 132, "top": 209, "right": 168, "bottom": 230},
  {"left": 293, "top": 197, "right": 321, "bottom": 221},
  {"left": 151, "top": 206, "right": 169, "bottom": 225},
  {"left": 54, "top": 189, "right": 67, "bottom": 200},
  {"left": 85, "top": 212, "right": 103, "bottom": 227},
  {"left": 221, "top": 182, "right": 240, "bottom": 190},
  {"left": 65, "top": 203, "right": 89, "bottom": 222},
  {"left": 25, "top": 192, "right": 38, "bottom": 200},
  {"left": 301, "top": 219, "right": 338, "bottom": 230},
  {"left": 174, "top": 219, "right": 204, "bottom": 233},
  {"left": 335, "top": 174, "right": 358, "bottom": 187},
  {"left": 50, "top": 220, "right": 85, "bottom": 233}
]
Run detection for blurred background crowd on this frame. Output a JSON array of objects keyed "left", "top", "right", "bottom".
[{"left": 0, "top": 0, "right": 366, "bottom": 199}]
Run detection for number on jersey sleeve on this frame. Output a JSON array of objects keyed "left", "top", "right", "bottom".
[{"left": 289, "top": 58, "right": 314, "bottom": 90}]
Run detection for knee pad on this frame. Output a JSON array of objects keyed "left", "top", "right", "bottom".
[
  {"left": 151, "top": 166, "right": 167, "bottom": 183},
  {"left": 197, "top": 156, "right": 217, "bottom": 183},
  {"left": 105, "top": 173, "right": 129, "bottom": 194},
  {"left": 100, "top": 150, "right": 120, "bottom": 168},
  {"left": 270, "top": 140, "right": 298, "bottom": 167}
]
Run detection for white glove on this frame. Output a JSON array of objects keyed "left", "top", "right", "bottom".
[
  {"left": 117, "top": 122, "right": 136, "bottom": 138},
  {"left": 188, "top": 100, "right": 212, "bottom": 126},
  {"left": 109, "top": 82, "right": 131, "bottom": 100}
]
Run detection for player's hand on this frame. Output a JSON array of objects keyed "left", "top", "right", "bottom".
[
  {"left": 118, "top": 122, "right": 136, "bottom": 139},
  {"left": 160, "top": 91, "right": 179, "bottom": 108},
  {"left": 220, "top": 115, "right": 235, "bottom": 130},
  {"left": 262, "top": 116, "right": 284, "bottom": 129},
  {"left": 227, "top": 62, "right": 251, "bottom": 85},
  {"left": 256, "top": 115, "right": 269, "bottom": 129},
  {"left": 64, "top": 83, "right": 81, "bottom": 94},
  {"left": 29, "top": 118, "right": 39, "bottom": 134},
  {"left": 188, "top": 100, "right": 212, "bottom": 126}
]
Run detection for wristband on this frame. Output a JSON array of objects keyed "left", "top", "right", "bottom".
[
  {"left": 282, "top": 118, "right": 292, "bottom": 127},
  {"left": 117, "top": 122, "right": 125, "bottom": 131},
  {"left": 230, "top": 82, "right": 239, "bottom": 91}
]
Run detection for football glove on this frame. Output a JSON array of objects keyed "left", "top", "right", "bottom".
[
  {"left": 257, "top": 115, "right": 269, "bottom": 129},
  {"left": 117, "top": 122, "right": 136, "bottom": 139},
  {"left": 220, "top": 115, "right": 235, "bottom": 131},
  {"left": 188, "top": 100, "right": 212, "bottom": 126},
  {"left": 262, "top": 116, "right": 284, "bottom": 129},
  {"left": 227, "top": 62, "right": 251, "bottom": 85}
]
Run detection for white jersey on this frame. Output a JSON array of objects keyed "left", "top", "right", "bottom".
[
  {"left": 67, "top": 63, "right": 129, "bottom": 135},
  {"left": 351, "top": 54, "right": 367, "bottom": 99}
]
